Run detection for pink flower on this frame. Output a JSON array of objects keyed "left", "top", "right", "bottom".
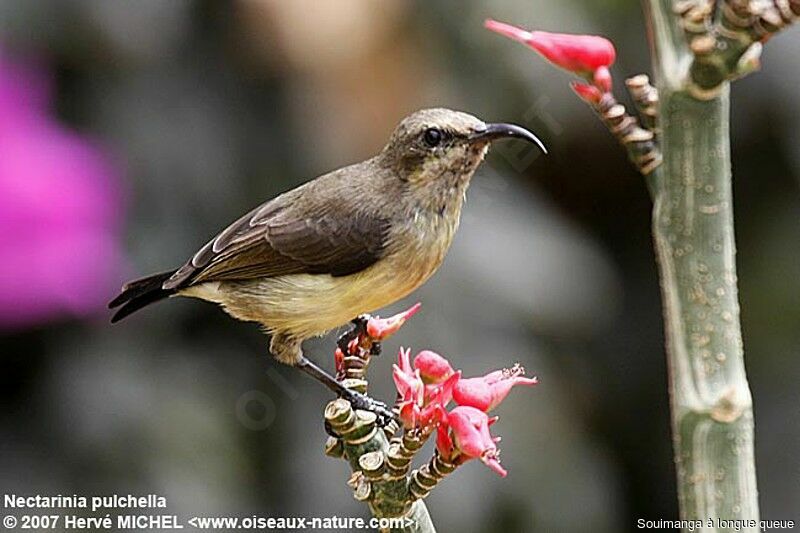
[
  {"left": 393, "top": 348, "right": 424, "bottom": 403},
  {"left": 437, "top": 406, "right": 506, "bottom": 477},
  {"left": 0, "top": 50, "right": 126, "bottom": 329},
  {"left": 424, "top": 372, "right": 459, "bottom": 414},
  {"left": 393, "top": 347, "right": 426, "bottom": 428},
  {"left": 485, "top": 19, "right": 616, "bottom": 92},
  {"left": 366, "top": 303, "right": 421, "bottom": 340},
  {"left": 436, "top": 420, "right": 456, "bottom": 460},
  {"left": 414, "top": 350, "right": 455, "bottom": 385},
  {"left": 453, "top": 364, "right": 537, "bottom": 412},
  {"left": 485, "top": 19, "right": 615, "bottom": 75},
  {"left": 393, "top": 348, "right": 459, "bottom": 430}
]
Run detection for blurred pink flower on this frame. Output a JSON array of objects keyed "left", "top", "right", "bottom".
[
  {"left": 0, "top": 50, "right": 125, "bottom": 329},
  {"left": 485, "top": 20, "right": 616, "bottom": 75},
  {"left": 485, "top": 19, "right": 617, "bottom": 92}
]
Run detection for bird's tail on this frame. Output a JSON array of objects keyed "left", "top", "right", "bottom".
[{"left": 108, "top": 271, "right": 176, "bottom": 323}]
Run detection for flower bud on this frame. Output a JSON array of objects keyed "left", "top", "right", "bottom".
[
  {"left": 414, "top": 350, "right": 455, "bottom": 384},
  {"left": 485, "top": 19, "right": 616, "bottom": 76},
  {"left": 366, "top": 303, "right": 421, "bottom": 340}
]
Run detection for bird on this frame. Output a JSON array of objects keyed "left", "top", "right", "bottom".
[{"left": 109, "top": 107, "right": 546, "bottom": 417}]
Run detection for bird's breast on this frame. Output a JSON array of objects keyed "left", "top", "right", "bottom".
[{"left": 394, "top": 207, "right": 460, "bottom": 276}]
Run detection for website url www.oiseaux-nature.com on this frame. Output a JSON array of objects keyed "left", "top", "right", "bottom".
[{"left": 186, "top": 515, "right": 415, "bottom": 530}]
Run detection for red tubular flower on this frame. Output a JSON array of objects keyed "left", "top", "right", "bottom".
[
  {"left": 414, "top": 350, "right": 455, "bottom": 384},
  {"left": 485, "top": 19, "right": 615, "bottom": 75},
  {"left": 438, "top": 406, "right": 507, "bottom": 477},
  {"left": 397, "top": 401, "right": 419, "bottom": 430},
  {"left": 394, "top": 348, "right": 460, "bottom": 430},
  {"left": 393, "top": 348, "right": 424, "bottom": 403},
  {"left": 427, "top": 371, "right": 459, "bottom": 409},
  {"left": 393, "top": 347, "right": 427, "bottom": 428},
  {"left": 366, "top": 303, "right": 421, "bottom": 340},
  {"left": 453, "top": 364, "right": 538, "bottom": 412},
  {"left": 436, "top": 420, "right": 456, "bottom": 460},
  {"left": 417, "top": 402, "right": 448, "bottom": 431},
  {"left": 397, "top": 382, "right": 453, "bottom": 430}
]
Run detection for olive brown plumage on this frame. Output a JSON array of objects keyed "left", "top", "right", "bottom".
[{"left": 110, "top": 108, "right": 546, "bottom": 417}]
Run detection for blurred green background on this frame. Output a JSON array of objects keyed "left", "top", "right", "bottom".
[{"left": 1, "top": 1, "right": 798, "bottom": 532}]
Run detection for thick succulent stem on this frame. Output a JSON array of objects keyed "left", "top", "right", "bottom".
[
  {"left": 323, "top": 316, "right": 435, "bottom": 533},
  {"left": 626, "top": 74, "right": 660, "bottom": 134},
  {"left": 675, "top": 0, "right": 798, "bottom": 98},
  {"left": 577, "top": 91, "right": 663, "bottom": 177},
  {"left": 408, "top": 453, "right": 458, "bottom": 501},
  {"left": 644, "top": 1, "right": 760, "bottom": 529},
  {"left": 325, "top": 399, "right": 436, "bottom": 533}
]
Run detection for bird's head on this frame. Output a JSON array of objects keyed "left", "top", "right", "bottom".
[{"left": 380, "top": 108, "right": 546, "bottom": 212}]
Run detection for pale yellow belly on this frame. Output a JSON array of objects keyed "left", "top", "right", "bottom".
[{"left": 179, "top": 247, "right": 444, "bottom": 339}]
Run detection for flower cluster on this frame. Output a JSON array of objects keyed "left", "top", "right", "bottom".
[
  {"left": 392, "top": 342, "right": 537, "bottom": 477},
  {"left": 393, "top": 348, "right": 459, "bottom": 430},
  {"left": 485, "top": 18, "right": 617, "bottom": 104}
]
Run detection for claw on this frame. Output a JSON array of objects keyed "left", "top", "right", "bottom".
[
  {"left": 336, "top": 314, "right": 370, "bottom": 355},
  {"left": 340, "top": 389, "right": 397, "bottom": 427}
]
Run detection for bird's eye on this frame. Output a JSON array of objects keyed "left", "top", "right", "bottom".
[{"left": 423, "top": 127, "right": 443, "bottom": 148}]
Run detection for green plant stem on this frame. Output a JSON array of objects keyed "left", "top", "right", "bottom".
[
  {"left": 644, "top": 1, "right": 760, "bottom": 530},
  {"left": 322, "top": 325, "right": 436, "bottom": 533},
  {"left": 325, "top": 399, "right": 436, "bottom": 533}
]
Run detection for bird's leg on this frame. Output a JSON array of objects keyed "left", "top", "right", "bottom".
[{"left": 296, "top": 356, "right": 395, "bottom": 427}]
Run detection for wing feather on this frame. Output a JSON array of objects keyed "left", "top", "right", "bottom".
[{"left": 163, "top": 183, "right": 390, "bottom": 290}]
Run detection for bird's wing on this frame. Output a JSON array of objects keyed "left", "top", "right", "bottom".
[{"left": 163, "top": 186, "right": 391, "bottom": 290}]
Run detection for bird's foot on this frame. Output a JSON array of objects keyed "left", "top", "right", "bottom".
[
  {"left": 337, "top": 314, "right": 378, "bottom": 356},
  {"left": 339, "top": 388, "right": 396, "bottom": 427},
  {"left": 296, "top": 356, "right": 395, "bottom": 427}
]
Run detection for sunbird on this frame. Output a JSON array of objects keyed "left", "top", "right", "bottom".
[{"left": 109, "top": 108, "right": 546, "bottom": 417}]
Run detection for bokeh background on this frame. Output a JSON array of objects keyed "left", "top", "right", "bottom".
[{"left": 1, "top": 1, "right": 798, "bottom": 532}]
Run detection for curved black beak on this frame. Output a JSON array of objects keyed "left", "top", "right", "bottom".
[{"left": 469, "top": 123, "right": 547, "bottom": 154}]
